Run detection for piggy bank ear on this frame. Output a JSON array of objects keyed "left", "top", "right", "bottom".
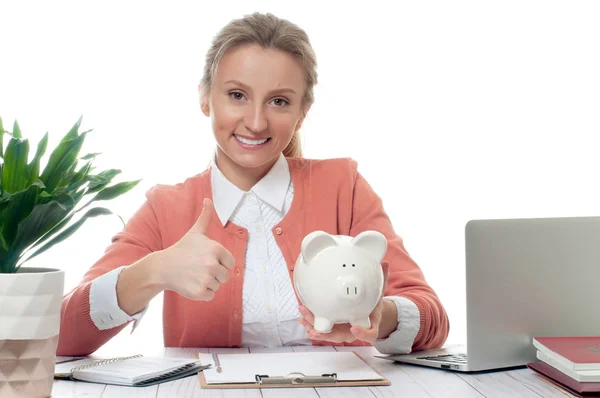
[
  {"left": 351, "top": 231, "right": 388, "bottom": 263},
  {"left": 301, "top": 231, "right": 338, "bottom": 263}
]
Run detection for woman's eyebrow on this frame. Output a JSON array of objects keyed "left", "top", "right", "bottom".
[{"left": 224, "top": 79, "right": 297, "bottom": 95}]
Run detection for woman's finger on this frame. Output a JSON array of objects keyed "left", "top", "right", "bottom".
[
  {"left": 371, "top": 301, "right": 384, "bottom": 325},
  {"left": 298, "top": 306, "right": 315, "bottom": 325},
  {"left": 350, "top": 325, "right": 378, "bottom": 342},
  {"left": 213, "top": 264, "right": 229, "bottom": 284},
  {"left": 216, "top": 245, "right": 236, "bottom": 270},
  {"left": 205, "top": 277, "right": 220, "bottom": 292},
  {"left": 299, "top": 318, "right": 355, "bottom": 343},
  {"left": 299, "top": 317, "right": 313, "bottom": 332},
  {"left": 309, "top": 329, "right": 354, "bottom": 344},
  {"left": 381, "top": 261, "right": 390, "bottom": 292},
  {"left": 350, "top": 300, "right": 384, "bottom": 342}
]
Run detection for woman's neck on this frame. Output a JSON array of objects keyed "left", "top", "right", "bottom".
[{"left": 214, "top": 148, "right": 277, "bottom": 191}]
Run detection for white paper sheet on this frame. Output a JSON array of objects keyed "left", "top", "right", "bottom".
[{"left": 199, "top": 351, "right": 382, "bottom": 384}]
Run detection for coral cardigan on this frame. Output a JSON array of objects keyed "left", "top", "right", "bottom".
[{"left": 57, "top": 157, "right": 449, "bottom": 356}]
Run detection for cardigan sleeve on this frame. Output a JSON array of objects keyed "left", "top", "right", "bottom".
[
  {"left": 56, "top": 188, "right": 164, "bottom": 356},
  {"left": 348, "top": 168, "right": 450, "bottom": 352}
]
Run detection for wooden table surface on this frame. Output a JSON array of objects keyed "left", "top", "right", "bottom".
[{"left": 51, "top": 345, "right": 574, "bottom": 398}]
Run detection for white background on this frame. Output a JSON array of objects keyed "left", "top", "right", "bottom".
[{"left": 2, "top": 0, "right": 599, "bottom": 355}]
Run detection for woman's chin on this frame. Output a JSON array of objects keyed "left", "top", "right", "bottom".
[{"left": 226, "top": 149, "right": 279, "bottom": 170}]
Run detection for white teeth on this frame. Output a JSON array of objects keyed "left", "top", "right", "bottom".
[{"left": 235, "top": 135, "right": 269, "bottom": 145}]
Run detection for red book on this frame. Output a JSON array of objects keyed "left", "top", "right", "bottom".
[
  {"left": 528, "top": 361, "right": 600, "bottom": 397},
  {"left": 533, "top": 337, "right": 600, "bottom": 371}
]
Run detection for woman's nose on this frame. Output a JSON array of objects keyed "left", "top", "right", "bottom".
[{"left": 244, "top": 105, "right": 268, "bottom": 133}]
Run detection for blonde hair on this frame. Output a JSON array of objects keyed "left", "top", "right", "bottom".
[{"left": 200, "top": 12, "right": 318, "bottom": 158}]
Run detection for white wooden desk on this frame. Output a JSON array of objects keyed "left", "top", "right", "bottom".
[{"left": 51, "top": 346, "right": 572, "bottom": 398}]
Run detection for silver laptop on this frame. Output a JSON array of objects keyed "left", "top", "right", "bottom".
[{"left": 377, "top": 216, "right": 600, "bottom": 372}]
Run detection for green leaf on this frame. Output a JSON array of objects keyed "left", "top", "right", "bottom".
[
  {"left": 80, "top": 152, "right": 101, "bottom": 160},
  {"left": 23, "top": 207, "right": 116, "bottom": 265},
  {"left": 0, "top": 181, "right": 45, "bottom": 259},
  {"left": 66, "top": 160, "right": 94, "bottom": 192},
  {"left": 12, "top": 120, "right": 22, "bottom": 139},
  {"left": 1, "top": 136, "right": 30, "bottom": 193},
  {"left": 0, "top": 192, "right": 11, "bottom": 246},
  {"left": 7, "top": 194, "right": 75, "bottom": 268},
  {"left": 62, "top": 116, "right": 82, "bottom": 142},
  {"left": 0, "top": 228, "right": 8, "bottom": 253},
  {"left": 0, "top": 245, "right": 9, "bottom": 273},
  {"left": 26, "top": 132, "right": 48, "bottom": 185},
  {"left": 77, "top": 179, "right": 140, "bottom": 214},
  {"left": 94, "top": 180, "right": 141, "bottom": 201},
  {"left": 39, "top": 129, "right": 87, "bottom": 193},
  {"left": 56, "top": 161, "right": 78, "bottom": 191},
  {"left": 0, "top": 190, "right": 12, "bottom": 217},
  {"left": 36, "top": 191, "right": 53, "bottom": 206},
  {"left": 26, "top": 187, "right": 88, "bottom": 252},
  {"left": 0, "top": 190, "right": 11, "bottom": 203},
  {"left": 87, "top": 169, "right": 121, "bottom": 193},
  {"left": 71, "top": 186, "right": 88, "bottom": 206},
  {"left": 0, "top": 116, "right": 4, "bottom": 158}
]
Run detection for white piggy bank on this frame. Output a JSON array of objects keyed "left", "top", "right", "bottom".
[{"left": 293, "top": 230, "right": 387, "bottom": 333}]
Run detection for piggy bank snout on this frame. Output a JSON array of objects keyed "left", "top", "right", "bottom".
[{"left": 336, "top": 275, "right": 364, "bottom": 300}]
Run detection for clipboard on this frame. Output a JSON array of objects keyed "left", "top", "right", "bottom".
[{"left": 196, "top": 351, "right": 391, "bottom": 389}]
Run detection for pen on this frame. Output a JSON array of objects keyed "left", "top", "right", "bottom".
[{"left": 212, "top": 352, "right": 222, "bottom": 373}]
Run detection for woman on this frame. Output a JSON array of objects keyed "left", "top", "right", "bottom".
[{"left": 57, "top": 12, "right": 449, "bottom": 356}]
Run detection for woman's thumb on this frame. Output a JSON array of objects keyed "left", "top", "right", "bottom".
[
  {"left": 192, "top": 198, "right": 214, "bottom": 233},
  {"left": 381, "top": 261, "right": 390, "bottom": 292}
]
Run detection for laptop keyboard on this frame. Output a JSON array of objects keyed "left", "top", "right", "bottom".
[{"left": 417, "top": 353, "right": 468, "bottom": 364}]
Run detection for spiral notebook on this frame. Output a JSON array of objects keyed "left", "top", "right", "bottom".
[{"left": 54, "top": 354, "right": 210, "bottom": 386}]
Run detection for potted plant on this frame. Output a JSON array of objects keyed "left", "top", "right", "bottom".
[{"left": 0, "top": 116, "right": 139, "bottom": 398}]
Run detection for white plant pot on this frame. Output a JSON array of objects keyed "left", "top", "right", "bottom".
[{"left": 0, "top": 267, "right": 65, "bottom": 398}]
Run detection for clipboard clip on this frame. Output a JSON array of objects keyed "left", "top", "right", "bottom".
[{"left": 255, "top": 372, "right": 338, "bottom": 385}]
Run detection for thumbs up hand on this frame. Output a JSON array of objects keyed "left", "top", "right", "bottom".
[
  {"left": 160, "top": 198, "right": 236, "bottom": 301},
  {"left": 189, "top": 197, "right": 216, "bottom": 235}
]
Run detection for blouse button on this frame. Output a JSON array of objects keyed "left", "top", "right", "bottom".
[
  {"left": 275, "top": 227, "right": 283, "bottom": 235},
  {"left": 233, "top": 310, "right": 239, "bottom": 319},
  {"left": 237, "top": 229, "right": 244, "bottom": 235},
  {"left": 235, "top": 268, "right": 241, "bottom": 276}
]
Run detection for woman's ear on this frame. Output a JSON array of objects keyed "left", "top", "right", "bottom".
[
  {"left": 295, "top": 104, "right": 311, "bottom": 131},
  {"left": 199, "top": 83, "right": 210, "bottom": 116},
  {"left": 200, "top": 97, "right": 210, "bottom": 116},
  {"left": 295, "top": 116, "right": 305, "bottom": 132}
]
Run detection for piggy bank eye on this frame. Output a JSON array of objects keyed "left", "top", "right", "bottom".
[
  {"left": 352, "top": 264, "right": 356, "bottom": 267},
  {"left": 342, "top": 264, "right": 346, "bottom": 267}
]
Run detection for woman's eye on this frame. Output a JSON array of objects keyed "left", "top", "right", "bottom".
[
  {"left": 271, "top": 98, "right": 289, "bottom": 106},
  {"left": 229, "top": 92, "right": 244, "bottom": 101}
]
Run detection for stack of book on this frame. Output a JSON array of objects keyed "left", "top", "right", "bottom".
[{"left": 528, "top": 336, "right": 600, "bottom": 397}]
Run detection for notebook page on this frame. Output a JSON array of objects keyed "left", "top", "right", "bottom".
[
  {"left": 199, "top": 351, "right": 382, "bottom": 384},
  {"left": 55, "top": 356, "right": 84, "bottom": 364},
  {"left": 54, "top": 358, "right": 97, "bottom": 377},
  {"left": 56, "top": 357, "right": 201, "bottom": 384}
]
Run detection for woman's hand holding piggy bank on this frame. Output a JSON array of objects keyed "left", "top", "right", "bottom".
[{"left": 294, "top": 230, "right": 391, "bottom": 343}]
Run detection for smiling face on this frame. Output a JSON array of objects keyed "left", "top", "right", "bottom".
[{"left": 201, "top": 43, "right": 308, "bottom": 188}]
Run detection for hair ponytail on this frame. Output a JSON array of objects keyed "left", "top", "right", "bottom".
[{"left": 283, "top": 131, "right": 302, "bottom": 158}]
